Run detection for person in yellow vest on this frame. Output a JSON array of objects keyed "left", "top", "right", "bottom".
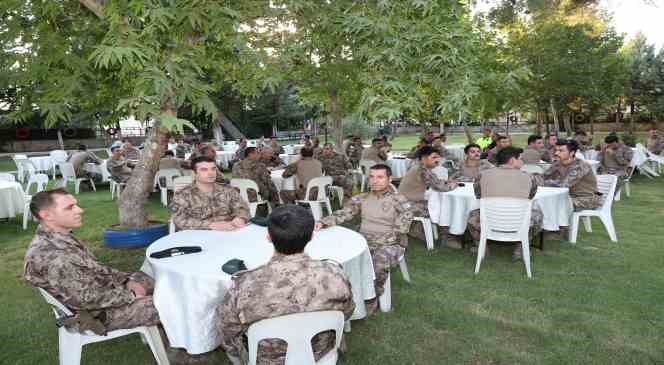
[
  {"left": 281, "top": 147, "right": 323, "bottom": 203},
  {"left": 475, "top": 128, "right": 493, "bottom": 150}
]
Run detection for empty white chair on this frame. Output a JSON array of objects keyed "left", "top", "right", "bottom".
[
  {"left": 296, "top": 176, "right": 333, "bottom": 221},
  {"left": 412, "top": 217, "right": 437, "bottom": 251},
  {"left": 358, "top": 160, "right": 377, "bottom": 192},
  {"left": 475, "top": 198, "right": 533, "bottom": 278},
  {"left": 569, "top": 174, "right": 618, "bottom": 244},
  {"left": 635, "top": 143, "right": 660, "bottom": 178},
  {"left": 25, "top": 173, "right": 49, "bottom": 194},
  {"left": 50, "top": 150, "right": 69, "bottom": 179},
  {"left": 247, "top": 311, "right": 345, "bottom": 365},
  {"left": 378, "top": 256, "right": 410, "bottom": 312},
  {"left": 155, "top": 169, "right": 182, "bottom": 206},
  {"left": 58, "top": 162, "right": 95, "bottom": 194},
  {"left": 37, "top": 288, "right": 169, "bottom": 365},
  {"left": 13, "top": 157, "right": 35, "bottom": 183},
  {"left": 0, "top": 173, "right": 16, "bottom": 182},
  {"left": 521, "top": 164, "right": 544, "bottom": 174},
  {"left": 230, "top": 178, "right": 272, "bottom": 218}
]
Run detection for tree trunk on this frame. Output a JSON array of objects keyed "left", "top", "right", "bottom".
[
  {"left": 57, "top": 130, "right": 65, "bottom": 150},
  {"left": 118, "top": 113, "right": 170, "bottom": 228},
  {"left": 629, "top": 101, "right": 635, "bottom": 133},
  {"left": 549, "top": 98, "right": 560, "bottom": 133},
  {"left": 535, "top": 103, "right": 543, "bottom": 135},
  {"left": 328, "top": 89, "right": 343, "bottom": 149},
  {"left": 563, "top": 113, "right": 573, "bottom": 137}
]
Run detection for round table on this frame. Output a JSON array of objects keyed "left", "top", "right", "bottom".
[
  {"left": 387, "top": 157, "right": 413, "bottom": 178},
  {"left": 215, "top": 151, "right": 235, "bottom": 169},
  {"left": 270, "top": 169, "right": 296, "bottom": 192},
  {"left": 279, "top": 153, "right": 300, "bottom": 165},
  {"left": 0, "top": 181, "right": 25, "bottom": 219},
  {"left": 143, "top": 225, "right": 376, "bottom": 354},
  {"left": 29, "top": 156, "right": 53, "bottom": 172},
  {"left": 427, "top": 184, "right": 572, "bottom": 235}
]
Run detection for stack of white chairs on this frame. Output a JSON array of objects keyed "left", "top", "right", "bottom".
[
  {"left": 635, "top": 143, "right": 660, "bottom": 177},
  {"left": 13, "top": 155, "right": 35, "bottom": 183},
  {"left": 475, "top": 198, "right": 534, "bottom": 278},
  {"left": 57, "top": 162, "right": 95, "bottom": 194},
  {"left": 296, "top": 176, "right": 333, "bottom": 221},
  {"left": 37, "top": 288, "right": 169, "bottom": 365},
  {"left": 569, "top": 174, "right": 618, "bottom": 244},
  {"left": 230, "top": 178, "right": 272, "bottom": 218}
]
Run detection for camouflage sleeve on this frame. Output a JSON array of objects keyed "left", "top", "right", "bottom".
[
  {"left": 528, "top": 175, "right": 538, "bottom": 199},
  {"left": 541, "top": 150, "right": 552, "bottom": 163},
  {"left": 343, "top": 155, "right": 353, "bottom": 170},
  {"left": 554, "top": 162, "right": 591, "bottom": 188},
  {"left": 46, "top": 259, "right": 134, "bottom": 310},
  {"left": 169, "top": 191, "right": 211, "bottom": 230},
  {"left": 323, "top": 263, "right": 356, "bottom": 320},
  {"left": 218, "top": 284, "right": 246, "bottom": 365},
  {"left": 231, "top": 163, "right": 241, "bottom": 178},
  {"left": 320, "top": 195, "right": 362, "bottom": 226},
  {"left": 282, "top": 163, "right": 298, "bottom": 178},
  {"left": 229, "top": 188, "right": 251, "bottom": 221},
  {"left": 615, "top": 147, "right": 633, "bottom": 166},
  {"left": 473, "top": 178, "right": 481, "bottom": 198},
  {"left": 421, "top": 166, "right": 452, "bottom": 192},
  {"left": 392, "top": 194, "right": 414, "bottom": 234},
  {"left": 378, "top": 149, "right": 388, "bottom": 161},
  {"left": 541, "top": 164, "right": 562, "bottom": 187},
  {"left": 88, "top": 152, "right": 101, "bottom": 164}
]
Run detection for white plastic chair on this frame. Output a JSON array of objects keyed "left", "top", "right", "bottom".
[
  {"left": 475, "top": 198, "right": 533, "bottom": 278},
  {"left": 37, "top": 288, "right": 169, "bottom": 365},
  {"left": 155, "top": 169, "right": 182, "bottom": 206},
  {"left": 569, "top": 174, "right": 618, "bottom": 244},
  {"left": 230, "top": 178, "right": 272, "bottom": 218},
  {"left": 50, "top": 150, "right": 69, "bottom": 179},
  {"left": 521, "top": 164, "right": 544, "bottom": 174},
  {"left": 14, "top": 157, "right": 35, "bottom": 183},
  {"left": 26, "top": 173, "right": 49, "bottom": 194},
  {"left": 109, "top": 177, "right": 127, "bottom": 200},
  {"left": 0, "top": 172, "right": 16, "bottom": 182},
  {"left": 378, "top": 256, "right": 410, "bottom": 313},
  {"left": 431, "top": 166, "right": 448, "bottom": 180},
  {"left": 413, "top": 217, "right": 437, "bottom": 251},
  {"left": 247, "top": 311, "right": 345, "bottom": 365},
  {"left": 635, "top": 143, "right": 660, "bottom": 178},
  {"left": 58, "top": 162, "right": 95, "bottom": 194},
  {"left": 614, "top": 164, "right": 636, "bottom": 201},
  {"left": 296, "top": 176, "right": 333, "bottom": 221},
  {"left": 575, "top": 151, "right": 586, "bottom": 160},
  {"left": 358, "top": 160, "right": 376, "bottom": 192}
]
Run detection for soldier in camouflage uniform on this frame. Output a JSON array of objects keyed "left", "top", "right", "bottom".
[
  {"left": 108, "top": 146, "right": 133, "bottom": 183},
  {"left": 311, "top": 137, "right": 323, "bottom": 159},
  {"left": 345, "top": 136, "right": 364, "bottom": 168},
  {"left": 466, "top": 147, "right": 543, "bottom": 259},
  {"left": 189, "top": 144, "right": 228, "bottom": 184},
  {"left": 68, "top": 144, "right": 101, "bottom": 178},
  {"left": 538, "top": 139, "right": 602, "bottom": 211},
  {"left": 282, "top": 147, "right": 323, "bottom": 202},
  {"left": 542, "top": 133, "right": 558, "bottom": 163},
  {"left": 361, "top": 138, "right": 388, "bottom": 163},
  {"left": 219, "top": 205, "right": 354, "bottom": 365},
  {"left": 451, "top": 143, "right": 494, "bottom": 182},
  {"left": 232, "top": 147, "right": 280, "bottom": 204},
  {"left": 258, "top": 146, "right": 285, "bottom": 169},
  {"left": 646, "top": 127, "right": 664, "bottom": 155},
  {"left": 486, "top": 135, "right": 511, "bottom": 165},
  {"left": 319, "top": 164, "right": 413, "bottom": 311},
  {"left": 23, "top": 189, "right": 159, "bottom": 333},
  {"left": 169, "top": 156, "right": 250, "bottom": 230},
  {"left": 319, "top": 143, "right": 354, "bottom": 198},
  {"left": 598, "top": 135, "right": 634, "bottom": 177},
  {"left": 121, "top": 138, "right": 141, "bottom": 160},
  {"left": 269, "top": 136, "right": 285, "bottom": 156}
]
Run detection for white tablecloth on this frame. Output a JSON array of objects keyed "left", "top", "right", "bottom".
[
  {"left": 427, "top": 184, "right": 572, "bottom": 235},
  {"left": 144, "top": 225, "right": 375, "bottom": 354},
  {"left": 445, "top": 144, "right": 466, "bottom": 161},
  {"left": 0, "top": 181, "right": 25, "bottom": 219},
  {"left": 279, "top": 153, "right": 300, "bottom": 165},
  {"left": 84, "top": 160, "right": 110, "bottom": 182},
  {"left": 631, "top": 147, "right": 645, "bottom": 167},
  {"left": 387, "top": 158, "right": 413, "bottom": 178},
  {"left": 587, "top": 160, "right": 599, "bottom": 174},
  {"left": 283, "top": 144, "right": 304, "bottom": 155},
  {"left": 29, "top": 156, "right": 53, "bottom": 172},
  {"left": 270, "top": 169, "right": 296, "bottom": 191},
  {"left": 216, "top": 151, "right": 235, "bottom": 169}
]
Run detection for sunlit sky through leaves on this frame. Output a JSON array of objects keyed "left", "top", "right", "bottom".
[{"left": 600, "top": 0, "right": 664, "bottom": 50}]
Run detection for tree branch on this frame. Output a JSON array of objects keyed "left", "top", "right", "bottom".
[{"left": 79, "top": 0, "right": 105, "bottom": 19}]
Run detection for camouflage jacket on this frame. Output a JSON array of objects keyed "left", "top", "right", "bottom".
[
  {"left": 319, "top": 152, "right": 352, "bottom": 176},
  {"left": 168, "top": 183, "right": 250, "bottom": 230},
  {"left": 232, "top": 159, "right": 278, "bottom": 198},
  {"left": 647, "top": 136, "right": 664, "bottom": 155},
  {"left": 259, "top": 155, "right": 286, "bottom": 169},
  {"left": 218, "top": 253, "right": 354, "bottom": 365},
  {"left": 109, "top": 155, "right": 132, "bottom": 176},
  {"left": 538, "top": 159, "right": 598, "bottom": 198},
  {"left": 320, "top": 189, "right": 414, "bottom": 247},
  {"left": 345, "top": 142, "right": 364, "bottom": 160},
  {"left": 121, "top": 146, "right": 140, "bottom": 160}
]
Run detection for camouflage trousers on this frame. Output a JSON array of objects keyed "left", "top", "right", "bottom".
[
  {"left": 467, "top": 206, "right": 544, "bottom": 243},
  {"left": 103, "top": 273, "right": 160, "bottom": 331},
  {"left": 408, "top": 200, "right": 431, "bottom": 242},
  {"left": 330, "top": 175, "right": 354, "bottom": 198},
  {"left": 280, "top": 188, "right": 319, "bottom": 204},
  {"left": 571, "top": 194, "right": 603, "bottom": 212},
  {"left": 368, "top": 243, "right": 405, "bottom": 297}
]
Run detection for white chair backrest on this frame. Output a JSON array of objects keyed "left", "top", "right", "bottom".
[
  {"left": 304, "top": 176, "right": 333, "bottom": 201},
  {"left": 58, "top": 162, "right": 76, "bottom": 180},
  {"left": 26, "top": 173, "right": 49, "bottom": 194},
  {"left": 596, "top": 174, "right": 617, "bottom": 213},
  {"left": 155, "top": 168, "right": 182, "bottom": 189},
  {"left": 38, "top": 288, "right": 74, "bottom": 317},
  {"left": 173, "top": 176, "right": 193, "bottom": 192},
  {"left": 521, "top": 164, "right": 544, "bottom": 174},
  {"left": 247, "top": 311, "right": 345, "bottom": 365},
  {"left": 0, "top": 173, "right": 16, "bottom": 182},
  {"left": 230, "top": 178, "right": 262, "bottom": 202},
  {"left": 432, "top": 166, "right": 448, "bottom": 180},
  {"left": 49, "top": 150, "right": 68, "bottom": 163},
  {"left": 359, "top": 159, "right": 376, "bottom": 175},
  {"left": 13, "top": 154, "right": 28, "bottom": 160},
  {"left": 575, "top": 151, "right": 585, "bottom": 160},
  {"left": 479, "top": 198, "right": 532, "bottom": 242}
]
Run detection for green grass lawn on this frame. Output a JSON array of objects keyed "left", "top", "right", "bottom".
[{"left": 1, "top": 135, "right": 663, "bottom": 364}]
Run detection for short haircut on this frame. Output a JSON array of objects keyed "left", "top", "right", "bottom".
[
  {"left": 556, "top": 139, "right": 579, "bottom": 153},
  {"left": 545, "top": 133, "right": 558, "bottom": 139},
  {"left": 496, "top": 135, "right": 508, "bottom": 142},
  {"left": 110, "top": 146, "right": 120, "bottom": 152},
  {"left": 300, "top": 147, "right": 314, "bottom": 157},
  {"left": 496, "top": 146, "right": 524, "bottom": 166},
  {"left": 244, "top": 147, "right": 257, "bottom": 156},
  {"left": 605, "top": 135, "right": 619, "bottom": 144},
  {"left": 369, "top": 163, "right": 392, "bottom": 177},
  {"left": 575, "top": 130, "right": 587, "bottom": 136},
  {"left": 78, "top": 144, "right": 87, "bottom": 151},
  {"left": 417, "top": 145, "right": 440, "bottom": 160},
  {"left": 464, "top": 143, "right": 481, "bottom": 154},
  {"left": 323, "top": 143, "right": 334, "bottom": 148},
  {"left": 30, "top": 188, "right": 68, "bottom": 221},
  {"left": 164, "top": 150, "right": 174, "bottom": 157},
  {"left": 268, "top": 205, "right": 315, "bottom": 254},
  {"left": 527, "top": 135, "right": 543, "bottom": 145},
  {"left": 191, "top": 156, "right": 216, "bottom": 171}
]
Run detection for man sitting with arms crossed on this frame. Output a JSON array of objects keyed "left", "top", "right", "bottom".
[
  {"left": 451, "top": 143, "right": 494, "bottom": 182},
  {"left": 319, "top": 142, "right": 354, "bottom": 199},
  {"left": 467, "top": 147, "right": 543, "bottom": 259},
  {"left": 319, "top": 164, "right": 413, "bottom": 313},
  {"left": 169, "top": 156, "right": 250, "bottom": 231},
  {"left": 521, "top": 134, "right": 546, "bottom": 164},
  {"left": 219, "top": 205, "right": 354, "bottom": 365},
  {"left": 24, "top": 189, "right": 159, "bottom": 333},
  {"left": 598, "top": 134, "right": 634, "bottom": 178}
]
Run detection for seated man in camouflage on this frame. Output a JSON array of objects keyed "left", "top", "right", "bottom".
[
  {"left": 319, "top": 164, "right": 413, "bottom": 313},
  {"left": 188, "top": 144, "right": 228, "bottom": 184},
  {"left": 539, "top": 139, "right": 602, "bottom": 211},
  {"left": 345, "top": 136, "right": 364, "bottom": 169},
  {"left": 258, "top": 146, "right": 285, "bottom": 169},
  {"left": 521, "top": 135, "right": 546, "bottom": 164},
  {"left": 319, "top": 143, "right": 354, "bottom": 198},
  {"left": 598, "top": 134, "right": 633, "bottom": 177},
  {"left": 108, "top": 145, "right": 133, "bottom": 183},
  {"left": 219, "top": 205, "right": 354, "bottom": 365},
  {"left": 68, "top": 144, "right": 101, "bottom": 178},
  {"left": 646, "top": 126, "right": 664, "bottom": 155},
  {"left": 361, "top": 138, "right": 388, "bottom": 164},
  {"left": 169, "top": 156, "right": 250, "bottom": 231},
  {"left": 486, "top": 135, "right": 511, "bottom": 165},
  {"left": 467, "top": 147, "right": 543, "bottom": 259},
  {"left": 232, "top": 147, "right": 280, "bottom": 204},
  {"left": 24, "top": 189, "right": 159, "bottom": 333},
  {"left": 451, "top": 143, "right": 494, "bottom": 182},
  {"left": 159, "top": 150, "right": 182, "bottom": 173},
  {"left": 281, "top": 147, "right": 323, "bottom": 203},
  {"left": 121, "top": 138, "right": 141, "bottom": 160}
]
